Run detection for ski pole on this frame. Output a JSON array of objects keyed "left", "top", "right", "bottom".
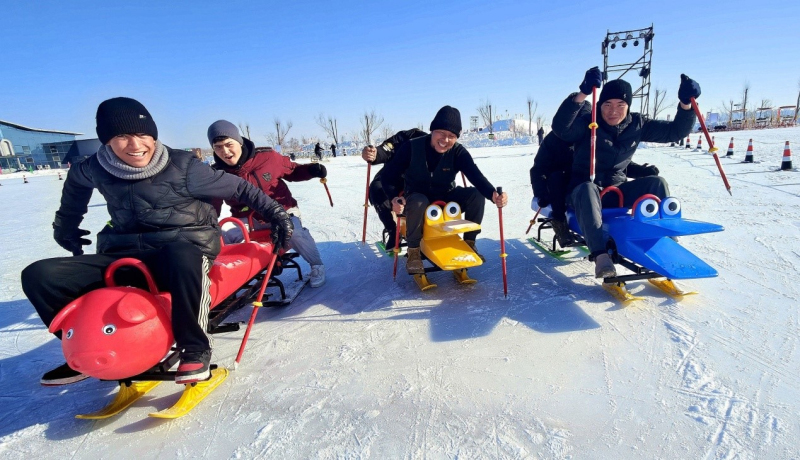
[
  {"left": 361, "top": 160, "right": 372, "bottom": 244},
  {"left": 320, "top": 178, "right": 334, "bottom": 206},
  {"left": 690, "top": 97, "right": 732, "bottom": 196},
  {"left": 497, "top": 187, "right": 508, "bottom": 298},
  {"left": 525, "top": 208, "right": 542, "bottom": 235},
  {"left": 589, "top": 86, "right": 598, "bottom": 183},
  {"left": 392, "top": 214, "right": 404, "bottom": 280},
  {"left": 234, "top": 251, "right": 279, "bottom": 367}
]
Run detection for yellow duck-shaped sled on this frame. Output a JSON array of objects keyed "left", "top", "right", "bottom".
[{"left": 394, "top": 200, "right": 483, "bottom": 291}]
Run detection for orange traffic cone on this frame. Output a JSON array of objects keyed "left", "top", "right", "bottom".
[
  {"left": 58, "top": 172, "right": 63, "bottom": 180},
  {"left": 781, "top": 141, "right": 792, "bottom": 170},
  {"left": 685, "top": 136, "right": 692, "bottom": 149},
  {"left": 23, "top": 175, "right": 29, "bottom": 184},
  {"left": 694, "top": 136, "right": 703, "bottom": 152},
  {"left": 726, "top": 137, "right": 734, "bottom": 157},
  {"left": 743, "top": 139, "right": 754, "bottom": 163}
]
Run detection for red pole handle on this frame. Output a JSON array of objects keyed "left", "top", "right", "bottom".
[
  {"left": 321, "top": 178, "right": 334, "bottom": 207},
  {"left": 690, "top": 97, "right": 732, "bottom": 196},
  {"left": 589, "top": 87, "right": 598, "bottom": 183}
]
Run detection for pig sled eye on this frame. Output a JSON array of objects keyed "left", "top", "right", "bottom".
[
  {"left": 103, "top": 324, "right": 117, "bottom": 335},
  {"left": 66, "top": 328, "right": 74, "bottom": 339}
]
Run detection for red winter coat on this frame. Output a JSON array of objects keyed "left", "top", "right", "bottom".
[{"left": 213, "top": 139, "right": 315, "bottom": 221}]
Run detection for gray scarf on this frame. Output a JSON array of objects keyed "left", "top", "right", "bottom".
[{"left": 97, "top": 140, "right": 170, "bottom": 180}]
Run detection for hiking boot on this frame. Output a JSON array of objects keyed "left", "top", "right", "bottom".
[
  {"left": 41, "top": 362, "right": 89, "bottom": 386},
  {"left": 406, "top": 247, "right": 425, "bottom": 274},
  {"left": 594, "top": 253, "right": 617, "bottom": 279},
  {"left": 465, "top": 240, "right": 485, "bottom": 262},
  {"left": 309, "top": 264, "right": 326, "bottom": 288},
  {"left": 551, "top": 219, "right": 577, "bottom": 247},
  {"left": 176, "top": 349, "right": 212, "bottom": 384}
]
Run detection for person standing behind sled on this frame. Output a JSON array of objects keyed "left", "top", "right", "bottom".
[
  {"left": 552, "top": 67, "right": 699, "bottom": 278},
  {"left": 362, "top": 128, "right": 428, "bottom": 250},
  {"left": 537, "top": 126, "right": 545, "bottom": 145},
  {"left": 380, "top": 106, "right": 508, "bottom": 275},
  {"left": 330, "top": 143, "right": 337, "bottom": 158},
  {"left": 208, "top": 120, "right": 327, "bottom": 288},
  {"left": 20, "top": 98, "right": 294, "bottom": 386}
]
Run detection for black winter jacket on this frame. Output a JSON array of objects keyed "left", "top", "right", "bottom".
[
  {"left": 56, "top": 147, "right": 281, "bottom": 258},
  {"left": 552, "top": 93, "right": 695, "bottom": 191},
  {"left": 380, "top": 135, "right": 495, "bottom": 200}
]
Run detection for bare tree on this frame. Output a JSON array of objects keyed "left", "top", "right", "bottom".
[
  {"left": 650, "top": 88, "right": 672, "bottom": 119},
  {"left": 237, "top": 122, "right": 251, "bottom": 140},
  {"left": 759, "top": 98, "right": 772, "bottom": 109},
  {"left": 526, "top": 97, "right": 538, "bottom": 136},
  {"left": 416, "top": 122, "right": 425, "bottom": 131},
  {"left": 534, "top": 114, "right": 548, "bottom": 133},
  {"left": 359, "top": 110, "right": 384, "bottom": 146},
  {"left": 477, "top": 99, "right": 493, "bottom": 133},
  {"left": 273, "top": 118, "right": 292, "bottom": 152},
  {"left": 718, "top": 99, "right": 735, "bottom": 127},
  {"left": 379, "top": 124, "right": 394, "bottom": 143},
  {"left": 315, "top": 113, "right": 340, "bottom": 146},
  {"left": 741, "top": 82, "right": 750, "bottom": 128}
]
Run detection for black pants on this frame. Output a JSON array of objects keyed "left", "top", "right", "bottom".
[
  {"left": 404, "top": 187, "right": 485, "bottom": 248},
  {"left": 21, "top": 242, "right": 212, "bottom": 354},
  {"left": 546, "top": 170, "right": 570, "bottom": 221},
  {"left": 369, "top": 171, "right": 398, "bottom": 236},
  {"left": 569, "top": 176, "right": 670, "bottom": 254}
]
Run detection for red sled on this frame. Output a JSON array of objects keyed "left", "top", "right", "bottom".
[{"left": 48, "top": 217, "right": 292, "bottom": 382}]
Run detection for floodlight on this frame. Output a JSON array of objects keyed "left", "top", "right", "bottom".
[
  {"left": 633, "top": 40, "right": 639, "bottom": 46},
  {"left": 626, "top": 33, "right": 633, "bottom": 39},
  {"left": 613, "top": 35, "right": 620, "bottom": 42},
  {"left": 611, "top": 43, "right": 616, "bottom": 49},
  {"left": 621, "top": 41, "right": 627, "bottom": 48}
]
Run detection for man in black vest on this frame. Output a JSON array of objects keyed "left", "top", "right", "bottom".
[
  {"left": 380, "top": 106, "right": 508, "bottom": 274},
  {"left": 21, "top": 97, "right": 294, "bottom": 386}
]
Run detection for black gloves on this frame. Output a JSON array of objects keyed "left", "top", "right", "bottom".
[
  {"left": 262, "top": 201, "right": 294, "bottom": 249},
  {"left": 579, "top": 67, "right": 603, "bottom": 95},
  {"left": 678, "top": 74, "right": 701, "bottom": 105},
  {"left": 308, "top": 163, "right": 327, "bottom": 178},
  {"left": 53, "top": 216, "right": 91, "bottom": 256},
  {"left": 627, "top": 162, "right": 659, "bottom": 178}
]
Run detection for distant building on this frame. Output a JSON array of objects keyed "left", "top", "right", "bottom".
[{"left": 0, "top": 119, "right": 82, "bottom": 172}]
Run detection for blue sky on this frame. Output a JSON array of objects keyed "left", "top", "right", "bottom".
[{"left": 3, "top": 0, "right": 799, "bottom": 148}]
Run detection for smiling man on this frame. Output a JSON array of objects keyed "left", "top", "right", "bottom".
[
  {"left": 552, "top": 68, "right": 700, "bottom": 278},
  {"left": 21, "top": 97, "right": 294, "bottom": 386},
  {"left": 379, "top": 106, "right": 508, "bottom": 274}
]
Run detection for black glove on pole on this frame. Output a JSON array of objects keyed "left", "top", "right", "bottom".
[
  {"left": 262, "top": 201, "right": 294, "bottom": 249},
  {"left": 678, "top": 74, "right": 701, "bottom": 105},
  {"left": 580, "top": 67, "right": 603, "bottom": 95}
]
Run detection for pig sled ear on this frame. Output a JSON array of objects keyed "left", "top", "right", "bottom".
[
  {"left": 48, "top": 302, "right": 80, "bottom": 333},
  {"left": 116, "top": 292, "right": 158, "bottom": 324}
]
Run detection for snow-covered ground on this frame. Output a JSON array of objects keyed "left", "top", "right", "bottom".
[{"left": 1, "top": 126, "right": 799, "bottom": 459}]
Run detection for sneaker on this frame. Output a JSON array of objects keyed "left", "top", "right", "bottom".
[
  {"left": 309, "top": 265, "right": 326, "bottom": 288},
  {"left": 175, "top": 349, "right": 211, "bottom": 384},
  {"left": 464, "top": 240, "right": 485, "bottom": 262},
  {"left": 551, "top": 219, "right": 577, "bottom": 247},
  {"left": 406, "top": 247, "right": 425, "bottom": 274},
  {"left": 41, "top": 362, "right": 89, "bottom": 386},
  {"left": 385, "top": 232, "right": 397, "bottom": 251},
  {"left": 594, "top": 253, "right": 617, "bottom": 279}
]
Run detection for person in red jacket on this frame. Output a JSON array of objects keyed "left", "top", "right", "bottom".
[{"left": 208, "top": 120, "right": 326, "bottom": 287}]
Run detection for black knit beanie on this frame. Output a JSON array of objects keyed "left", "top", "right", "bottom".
[
  {"left": 599, "top": 79, "right": 633, "bottom": 107},
  {"left": 95, "top": 97, "right": 158, "bottom": 144},
  {"left": 429, "top": 106, "right": 462, "bottom": 138},
  {"left": 207, "top": 119, "right": 243, "bottom": 146}
]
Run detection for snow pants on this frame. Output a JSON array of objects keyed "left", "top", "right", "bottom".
[
  {"left": 544, "top": 170, "right": 570, "bottom": 221},
  {"left": 21, "top": 242, "right": 212, "bottom": 354},
  {"left": 404, "top": 186, "right": 485, "bottom": 248},
  {"left": 222, "top": 215, "right": 323, "bottom": 266},
  {"left": 568, "top": 176, "right": 670, "bottom": 255}
]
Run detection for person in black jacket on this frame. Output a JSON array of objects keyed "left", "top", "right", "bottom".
[
  {"left": 20, "top": 97, "right": 294, "bottom": 386},
  {"left": 536, "top": 126, "right": 545, "bottom": 145},
  {"left": 530, "top": 110, "right": 660, "bottom": 247},
  {"left": 380, "top": 106, "right": 508, "bottom": 274},
  {"left": 314, "top": 142, "right": 323, "bottom": 161},
  {"left": 330, "top": 143, "right": 337, "bottom": 157},
  {"left": 362, "top": 128, "right": 427, "bottom": 249},
  {"left": 552, "top": 67, "right": 700, "bottom": 278}
]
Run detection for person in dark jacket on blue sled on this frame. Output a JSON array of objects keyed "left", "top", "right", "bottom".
[
  {"left": 21, "top": 97, "right": 294, "bottom": 386},
  {"left": 552, "top": 67, "right": 700, "bottom": 279}
]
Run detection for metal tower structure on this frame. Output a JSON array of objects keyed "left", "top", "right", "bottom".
[{"left": 601, "top": 25, "right": 654, "bottom": 117}]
